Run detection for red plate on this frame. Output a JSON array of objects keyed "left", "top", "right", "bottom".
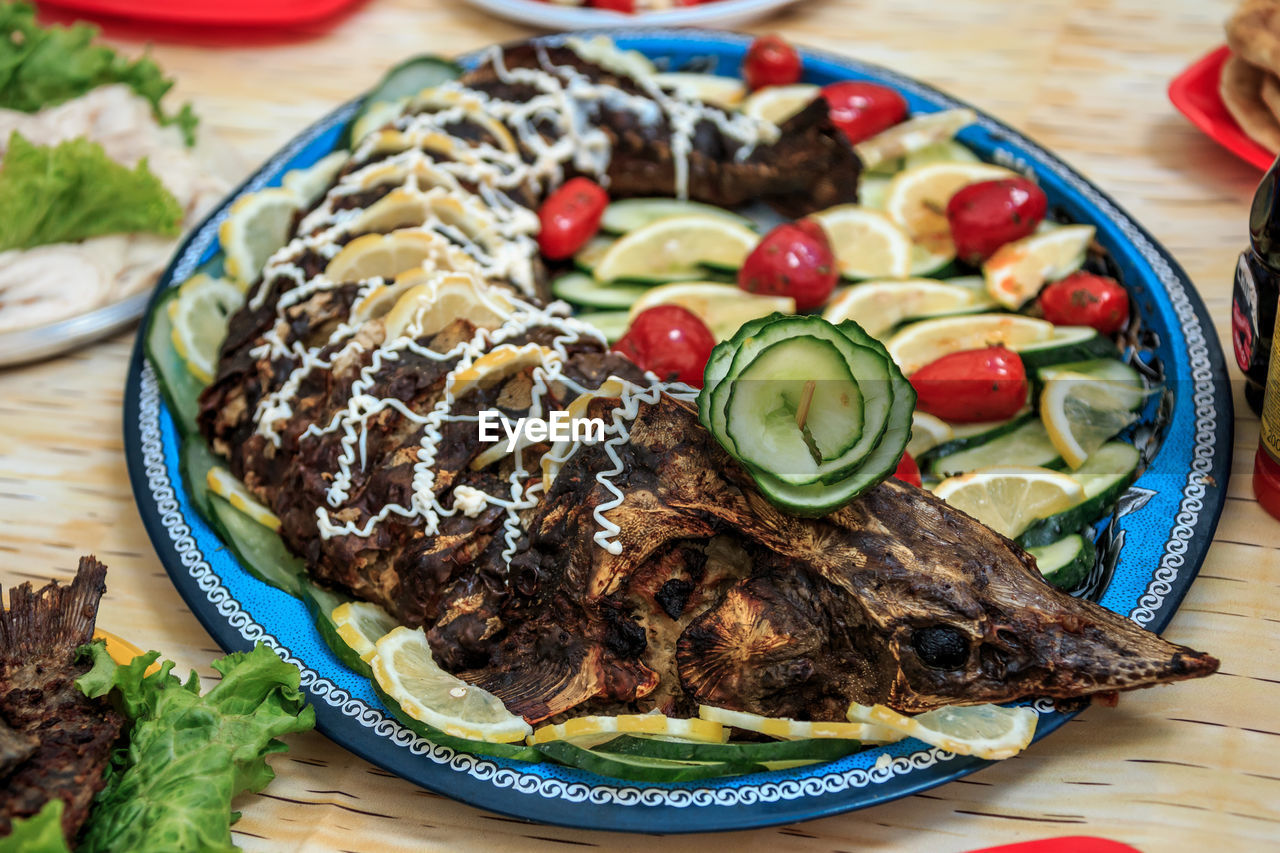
[
  {"left": 1168, "top": 44, "right": 1275, "bottom": 170},
  {"left": 36, "top": 0, "right": 365, "bottom": 27}
]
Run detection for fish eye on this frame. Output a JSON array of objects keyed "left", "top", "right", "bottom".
[{"left": 911, "top": 626, "right": 970, "bottom": 670}]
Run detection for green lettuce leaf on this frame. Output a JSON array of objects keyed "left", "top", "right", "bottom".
[
  {"left": 0, "top": 2, "right": 197, "bottom": 144},
  {"left": 0, "top": 800, "right": 72, "bottom": 853},
  {"left": 74, "top": 642, "right": 315, "bottom": 853},
  {"left": 0, "top": 131, "right": 183, "bottom": 251}
]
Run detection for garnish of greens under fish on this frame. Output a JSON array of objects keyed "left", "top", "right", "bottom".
[
  {"left": 0, "top": 1, "right": 196, "bottom": 143},
  {"left": 0, "top": 559, "right": 314, "bottom": 853},
  {"left": 0, "top": 132, "right": 183, "bottom": 252}
]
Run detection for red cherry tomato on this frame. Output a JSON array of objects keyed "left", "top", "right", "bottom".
[
  {"left": 1038, "top": 272, "right": 1131, "bottom": 335},
  {"left": 893, "top": 451, "right": 922, "bottom": 488},
  {"left": 613, "top": 305, "right": 716, "bottom": 387},
  {"left": 946, "top": 177, "right": 1048, "bottom": 266},
  {"left": 737, "top": 219, "right": 838, "bottom": 311},
  {"left": 537, "top": 177, "right": 609, "bottom": 259},
  {"left": 742, "top": 35, "right": 802, "bottom": 90},
  {"left": 589, "top": 0, "right": 635, "bottom": 11},
  {"left": 909, "top": 347, "right": 1028, "bottom": 423},
  {"left": 820, "top": 81, "right": 908, "bottom": 145}
]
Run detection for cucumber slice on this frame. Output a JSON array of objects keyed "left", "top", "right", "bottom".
[
  {"left": 725, "top": 337, "right": 866, "bottom": 480},
  {"left": 1027, "top": 533, "right": 1095, "bottom": 590},
  {"left": 1016, "top": 326, "right": 1116, "bottom": 371},
  {"left": 551, "top": 272, "right": 649, "bottom": 309},
  {"left": 301, "top": 581, "right": 373, "bottom": 677},
  {"left": 372, "top": 681, "right": 544, "bottom": 763},
  {"left": 575, "top": 310, "right": 631, "bottom": 342},
  {"left": 346, "top": 55, "right": 463, "bottom": 146},
  {"left": 929, "top": 418, "right": 1064, "bottom": 477},
  {"left": 180, "top": 439, "right": 221, "bottom": 520},
  {"left": 144, "top": 285, "right": 205, "bottom": 436},
  {"left": 206, "top": 493, "right": 305, "bottom": 598},
  {"left": 601, "top": 198, "right": 753, "bottom": 234},
  {"left": 699, "top": 314, "right": 781, "bottom": 431},
  {"left": 709, "top": 316, "right": 893, "bottom": 486},
  {"left": 535, "top": 740, "right": 763, "bottom": 782},
  {"left": 597, "top": 734, "right": 863, "bottom": 765},
  {"left": 922, "top": 409, "right": 1035, "bottom": 461},
  {"left": 1018, "top": 441, "right": 1140, "bottom": 547},
  {"left": 1038, "top": 358, "right": 1146, "bottom": 410}
]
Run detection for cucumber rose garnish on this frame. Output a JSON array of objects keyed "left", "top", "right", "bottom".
[{"left": 698, "top": 314, "right": 916, "bottom": 516}]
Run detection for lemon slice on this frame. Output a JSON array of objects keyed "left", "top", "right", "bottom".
[
  {"left": 698, "top": 706, "right": 904, "bottom": 743},
  {"left": 628, "top": 282, "right": 794, "bottom": 341},
  {"left": 528, "top": 714, "right": 727, "bottom": 747},
  {"left": 218, "top": 188, "right": 300, "bottom": 285},
  {"left": 167, "top": 274, "right": 244, "bottom": 384},
  {"left": 451, "top": 343, "right": 557, "bottom": 398},
  {"left": 350, "top": 99, "right": 408, "bottom": 145},
  {"left": 907, "top": 411, "right": 954, "bottom": 459},
  {"left": 206, "top": 467, "right": 281, "bottom": 531},
  {"left": 821, "top": 278, "right": 987, "bottom": 338},
  {"left": 326, "top": 230, "right": 451, "bottom": 283},
  {"left": 854, "top": 109, "right": 977, "bottom": 171},
  {"left": 371, "top": 626, "right": 531, "bottom": 743},
  {"left": 810, "top": 205, "right": 914, "bottom": 280},
  {"left": 932, "top": 466, "right": 1083, "bottom": 538},
  {"left": 740, "top": 83, "right": 820, "bottom": 124},
  {"left": 592, "top": 215, "right": 758, "bottom": 284},
  {"left": 381, "top": 272, "right": 514, "bottom": 341},
  {"left": 280, "top": 151, "right": 348, "bottom": 208},
  {"left": 332, "top": 601, "right": 400, "bottom": 663},
  {"left": 1039, "top": 371, "right": 1139, "bottom": 469},
  {"left": 846, "top": 702, "right": 1037, "bottom": 760},
  {"left": 883, "top": 162, "right": 1015, "bottom": 256},
  {"left": 983, "top": 224, "right": 1095, "bottom": 309},
  {"left": 885, "top": 314, "right": 1055, "bottom": 375},
  {"left": 539, "top": 378, "right": 631, "bottom": 488},
  {"left": 652, "top": 72, "right": 747, "bottom": 109}
]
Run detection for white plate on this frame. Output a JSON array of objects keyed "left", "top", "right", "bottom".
[{"left": 461, "top": 0, "right": 802, "bottom": 30}]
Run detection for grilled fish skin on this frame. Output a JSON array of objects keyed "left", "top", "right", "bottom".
[
  {"left": 0, "top": 557, "right": 124, "bottom": 843},
  {"left": 461, "top": 395, "right": 1217, "bottom": 722}
]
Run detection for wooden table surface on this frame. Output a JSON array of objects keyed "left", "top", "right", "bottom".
[{"left": 4, "top": 0, "right": 1278, "bottom": 849}]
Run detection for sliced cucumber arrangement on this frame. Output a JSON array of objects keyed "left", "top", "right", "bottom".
[
  {"left": 575, "top": 310, "right": 631, "bottom": 342},
  {"left": 596, "top": 734, "right": 864, "bottom": 767},
  {"left": 929, "top": 418, "right": 1064, "bottom": 477},
  {"left": 923, "top": 409, "right": 1035, "bottom": 462},
  {"left": 207, "top": 493, "right": 306, "bottom": 598},
  {"left": 1016, "top": 326, "right": 1116, "bottom": 371},
  {"left": 535, "top": 740, "right": 763, "bottom": 783},
  {"left": 1018, "top": 441, "right": 1140, "bottom": 547},
  {"left": 346, "top": 55, "right": 463, "bottom": 146},
  {"left": 600, "top": 198, "right": 754, "bottom": 234},
  {"left": 551, "top": 272, "right": 650, "bottom": 309}
]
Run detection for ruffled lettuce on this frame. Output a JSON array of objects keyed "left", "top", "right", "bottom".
[
  {"left": 0, "top": 2, "right": 197, "bottom": 144},
  {"left": 0, "top": 800, "right": 71, "bottom": 853},
  {"left": 0, "top": 131, "right": 183, "bottom": 251},
  {"left": 74, "top": 642, "right": 315, "bottom": 853}
]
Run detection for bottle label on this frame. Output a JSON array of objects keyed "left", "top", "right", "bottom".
[
  {"left": 1262, "top": 305, "right": 1280, "bottom": 464},
  {"left": 1234, "top": 253, "right": 1259, "bottom": 373}
]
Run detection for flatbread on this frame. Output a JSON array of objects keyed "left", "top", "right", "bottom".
[
  {"left": 1228, "top": 0, "right": 1280, "bottom": 77},
  {"left": 1221, "top": 54, "right": 1280, "bottom": 153}
]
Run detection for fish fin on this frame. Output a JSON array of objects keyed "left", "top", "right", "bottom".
[
  {"left": 0, "top": 556, "right": 108, "bottom": 667},
  {"left": 460, "top": 646, "right": 604, "bottom": 724}
]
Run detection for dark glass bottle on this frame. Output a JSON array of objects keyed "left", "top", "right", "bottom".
[{"left": 1233, "top": 155, "right": 1280, "bottom": 415}]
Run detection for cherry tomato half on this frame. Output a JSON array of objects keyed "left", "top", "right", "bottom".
[
  {"left": 893, "top": 451, "right": 922, "bottom": 488},
  {"left": 1038, "top": 272, "right": 1130, "bottom": 335},
  {"left": 537, "top": 177, "right": 609, "bottom": 260},
  {"left": 589, "top": 0, "right": 635, "bottom": 11},
  {"left": 613, "top": 305, "right": 716, "bottom": 388},
  {"left": 737, "top": 219, "right": 838, "bottom": 311},
  {"left": 820, "top": 81, "right": 908, "bottom": 145},
  {"left": 909, "top": 347, "right": 1028, "bottom": 423},
  {"left": 743, "top": 35, "right": 802, "bottom": 90},
  {"left": 946, "top": 177, "right": 1048, "bottom": 266}
]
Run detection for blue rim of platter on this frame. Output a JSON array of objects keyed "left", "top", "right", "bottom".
[{"left": 122, "top": 29, "right": 1232, "bottom": 833}]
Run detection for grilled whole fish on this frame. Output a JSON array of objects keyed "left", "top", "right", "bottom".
[
  {"left": 200, "top": 37, "right": 1215, "bottom": 730},
  {"left": 0, "top": 558, "right": 123, "bottom": 842}
]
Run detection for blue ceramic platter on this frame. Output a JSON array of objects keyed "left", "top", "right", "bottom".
[{"left": 122, "top": 30, "right": 1231, "bottom": 833}]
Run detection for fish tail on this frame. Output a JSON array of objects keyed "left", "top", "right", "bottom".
[{"left": 0, "top": 556, "right": 108, "bottom": 665}]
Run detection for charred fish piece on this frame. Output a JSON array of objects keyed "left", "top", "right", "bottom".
[
  {"left": 0, "top": 557, "right": 124, "bottom": 843},
  {"left": 461, "top": 395, "right": 1217, "bottom": 722}
]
